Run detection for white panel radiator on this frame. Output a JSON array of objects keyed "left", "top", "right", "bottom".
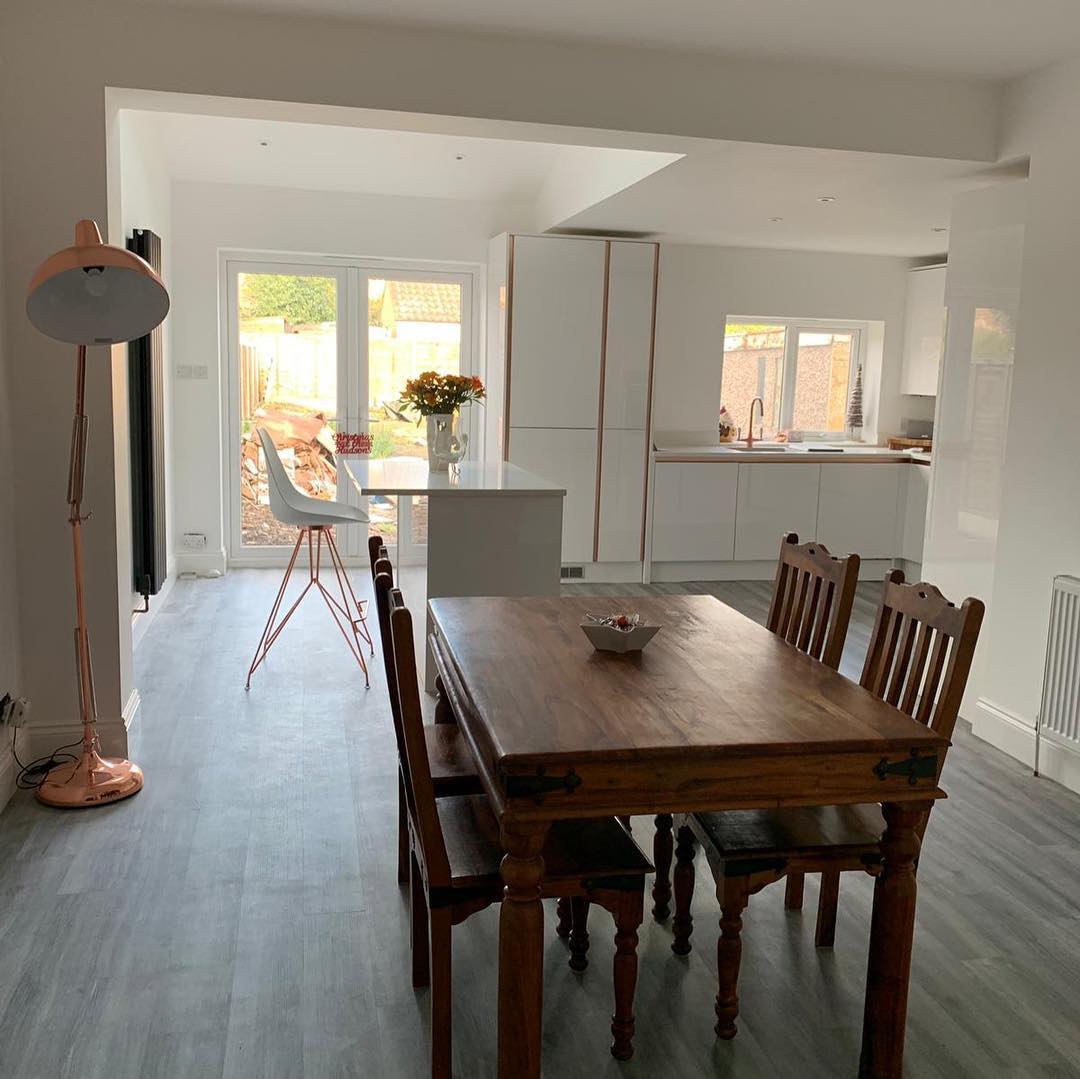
[{"left": 1035, "top": 575, "right": 1080, "bottom": 776}]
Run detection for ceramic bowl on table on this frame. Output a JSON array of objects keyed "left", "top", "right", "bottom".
[{"left": 580, "top": 618, "right": 661, "bottom": 654}]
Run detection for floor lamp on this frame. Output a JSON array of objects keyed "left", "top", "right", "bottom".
[{"left": 26, "top": 219, "right": 170, "bottom": 808}]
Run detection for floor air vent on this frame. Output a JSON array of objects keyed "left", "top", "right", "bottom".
[{"left": 561, "top": 566, "right": 585, "bottom": 580}]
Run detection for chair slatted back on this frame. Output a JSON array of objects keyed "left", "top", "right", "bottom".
[
  {"left": 860, "top": 569, "right": 985, "bottom": 742},
  {"left": 373, "top": 558, "right": 402, "bottom": 740},
  {"left": 389, "top": 592, "right": 453, "bottom": 889},
  {"left": 766, "top": 532, "right": 860, "bottom": 670},
  {"left": 367, "top": 534, "right": 385, "bottom": 579}
]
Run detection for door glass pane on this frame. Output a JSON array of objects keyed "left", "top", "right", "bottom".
[
  {"left": 238, "top": 271, "right": 338, "bottom": 546},
  {"left": 792, "top": 330, "right": 854, "bottom": 434},
  {"left": 367, "top": 278, "right": 463, "bottom": 550},
  {"left": 721, "top": 322, "right": 785, "bottom": 439}
]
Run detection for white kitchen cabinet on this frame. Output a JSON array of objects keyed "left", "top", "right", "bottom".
[
  {"left": 508, "top": 426, "right": 597, "bottom": 563},
  {"left": 900, "top": 463, "right": 930, "bottom": 564},
  {"left": 900, "top": 265, "right": 947, "bottom": 396},
  {"left": 816, "top": 463, "right": 903, "bottom": 559},
  {"left": 507, "top": 236, "right": 606, "bottom": 430},
  {"left": 651, "top": 462, "right": 738, "bottom": 562},
  {"left": 597, "top": 429, "right": 648, "bottom": 562},
  {"left": 602, "top": 242, "right": 656, "bottom": 430},
  {"left": 734, "top": 464, "right": 821, "bottom": 561}
]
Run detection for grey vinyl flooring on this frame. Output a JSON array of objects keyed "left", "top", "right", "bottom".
[{"left": 1, "top": 569, "right": 1079, "bottom": 1078}]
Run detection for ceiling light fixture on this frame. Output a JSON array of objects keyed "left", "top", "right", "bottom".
[
  {"left": 769, "top": 217, "right": 784, "bottom": 222},
  {"left": 258, "top": 139, "right": 271, "bottom": 148},
  {"left": 454, "top": 153, "right": 466, "bottom": 161},
  {"left": 931, "top": 226, "right": 948, "bottom": 233},
  {"left": 817, "top": 196, "right": 837, "bottom": 204}
]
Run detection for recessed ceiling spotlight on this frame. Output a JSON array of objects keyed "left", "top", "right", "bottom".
[
  {"left": 258, "top": 139, "right": 271, "bottom": 148},
  {"left": 931, "top": 226, "right": 948, "bottom": 233},
  {"left": 454, "top": 153, "right": 466, "bottom": 161},
  {"left": 769, "top": 217, "right": 784, "bottom": 222},
  {"left": 817, "top": 196, "right": 837, "bottom": 204}
]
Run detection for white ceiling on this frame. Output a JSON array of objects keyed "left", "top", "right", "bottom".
[
  {"left": 130, "top": 111, "right": 679, "bottom": 219},
  {"left": 559, "top": 141, "right": 1024, "bottom": 256},
  {"left": 140, "top": 0, "right": 1080, "bottom": 79},
  {"left": 129, "top": 104, "right": 1021, "bottom": 256}
]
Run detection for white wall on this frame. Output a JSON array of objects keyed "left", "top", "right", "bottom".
[
  {"left": 0, "top": 0, "right": 1004, "bottom": 759},
  {"left": 969, "top": 58, "right": 1080, "bottom": 788},
  {"left": 921, "top": 181, "right": 1026, "bottom": 722},
  {"left": 170, "top": 180, "right": 518, "bottom": 570},
  {"left": 112, "top": 110, "right": 175, "bottom": 703},
  {"left": 0, "top": 140, "right": 25, "bottom": 808},
  {"left": 652, "top": 244, "right": 935, "bottom": 443}
]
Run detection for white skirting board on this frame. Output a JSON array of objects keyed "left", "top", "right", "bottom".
[
  {"left": 973, "top": 697, "right": 1080, "bottom": 794},
  {"left": 175, "top": 546, "right": 227, "bottom": 577},
  {"left": 0, "top": 747, "right": 15, "bottom": 813},
  {"left": 26, "top": 688, "right": 141, "bottom": 762},
  {"left": 131, "top": 570, "right": 177, "bottom": 651}
]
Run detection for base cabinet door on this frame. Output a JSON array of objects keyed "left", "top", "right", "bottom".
[
  {"left": 508, "top": 427, "right": 597, "bottom": 563},
  {"left": 900, "top": 464, "right": 930, "bottom": 564},
  {"left": 597, "top": 429, "right": 647, "bottom": 562},
  {"left": 651, "top": 463, "right": 738, "bottom": 562},
  {"left": 816, "top": 463, "right": 903, "bottom": 559},
  {"left": 734, "top": 464, "right": 821, "bottom": 561}
]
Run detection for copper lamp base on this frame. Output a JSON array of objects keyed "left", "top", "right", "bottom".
[{"left": 36, "top": 747, "right": 144, "bottom": 808}]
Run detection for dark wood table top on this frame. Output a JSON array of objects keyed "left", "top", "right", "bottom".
[
  {"left": 429, "top": 595, "right": 946, "bottom": 822},
  {"left": 430, "top": 594, "right": 947, "bottom": 762}
]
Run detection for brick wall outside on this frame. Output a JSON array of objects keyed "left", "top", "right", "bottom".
[{"left": 721, "top": 330, "right": 852, "bottom": 436}]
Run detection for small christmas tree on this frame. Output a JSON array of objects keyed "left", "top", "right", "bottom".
[{"left": 846, "top": 364, "right": 864, "bottom": 438}]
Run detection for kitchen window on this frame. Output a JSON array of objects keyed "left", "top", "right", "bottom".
[{"left": 721, "top": 318, "right": 863, "bottom": 440}]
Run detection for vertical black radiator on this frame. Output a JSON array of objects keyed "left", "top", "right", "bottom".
[{"left": 127, "top": 229, "right": 167, "bottom": 601}]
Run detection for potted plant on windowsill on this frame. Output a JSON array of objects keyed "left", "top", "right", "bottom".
[{"left": 399, "top": 371, "right": 485, "bottom": 472}]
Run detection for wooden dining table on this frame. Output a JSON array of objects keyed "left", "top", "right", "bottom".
[{"left": 428, "top": 593, "right": 948, "bottom": 1079}]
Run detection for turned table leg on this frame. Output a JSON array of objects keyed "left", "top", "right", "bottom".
[
  {"left": 433, "top": 673, "right": 456, "bottom": 724},
  {"left": 714, "top": 877, "right": 750, "bottom": 1039},
  {"left": 652, "top": 813, "right": 674, "bottom": 920},
  {"left": 859, "top": 800, "right": 930, "bottom": 1079},
  {"left": 498, "top": 822, "right": 549, "bottom": 1079}
]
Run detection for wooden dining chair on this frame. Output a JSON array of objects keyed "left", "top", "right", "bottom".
[
  {"left": 389, "top": 591, "right": 652, "bottom": 1075},
  {"left": 652, "top": 532, "right": 860, "bottom": 921},
  {"left": 373, "top": 556, "right": 481, "bottom": 886},
  {"left": 669, "top": 570, "right": 984, "bottom": 1041},
  {"left": 765, "top": 531, "right": 861, "bottom": 914}
]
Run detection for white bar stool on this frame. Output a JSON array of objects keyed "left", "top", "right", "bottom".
[{"left": 245, "top": 427, "right": 373, "bottom": 689}]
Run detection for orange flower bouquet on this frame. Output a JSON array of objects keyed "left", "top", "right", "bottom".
[{"left": 399, "top": 372, "right": 485, "bottom": 418}]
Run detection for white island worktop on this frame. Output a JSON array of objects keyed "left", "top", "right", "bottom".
[
  {"left": 338, "top": 455, "right": 565, "bottom": 691},
  {"left": 338, "top": 456, "right": 566, "bottom": 496}
]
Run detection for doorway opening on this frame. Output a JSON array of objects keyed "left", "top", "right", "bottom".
[{"left": 224, "top": 256, "right": 476, "bottom": 567}]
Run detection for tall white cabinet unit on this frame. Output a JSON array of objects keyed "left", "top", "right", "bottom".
[
  {"left": 899, "top": 264, "right": 947, "bottom": 396},
  {"left": 492, "top": 234, "right": 658, "bottom": 571}
]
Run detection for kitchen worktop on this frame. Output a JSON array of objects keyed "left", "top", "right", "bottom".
[{"left": 652, "top": 441, "right": 931, "bottom": 465}]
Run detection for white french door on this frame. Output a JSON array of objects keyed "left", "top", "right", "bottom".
[{"left": 223, "top": 254, "right": 478, "bottom": 567}]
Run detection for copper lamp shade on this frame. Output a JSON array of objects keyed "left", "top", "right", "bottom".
[
  {"left": 27, "top": 219, "right": 170, "bottom": 809},
  {"left": 27, "top": 220, "right": 169, "bottom": 345}
]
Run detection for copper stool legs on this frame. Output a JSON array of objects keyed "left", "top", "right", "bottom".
[{"left": 246, "top": 525, "right": 373, "bottom": 689}]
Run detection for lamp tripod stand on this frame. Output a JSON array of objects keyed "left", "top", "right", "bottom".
[{"left": 36, "top": 343, "right": 144, "bottom": 807}]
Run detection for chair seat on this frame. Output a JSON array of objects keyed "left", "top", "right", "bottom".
[
  {"left": 691, "top": 804, "right": 886, "bottom": 863},
  {"left": 289, "top": 501, "right": 368, "bottom": 527},
  {"left": 437, "top": 795, "right": 653, "bottom": 892},
  {"left": 426, "top": 724, "right": 483, "bottom": 795}
]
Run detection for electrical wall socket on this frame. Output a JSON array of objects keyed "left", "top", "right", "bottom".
[{"left": 0, "top": 695, "right": 30, "bottom": 728}]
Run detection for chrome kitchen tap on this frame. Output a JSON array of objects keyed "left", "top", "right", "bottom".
[{"left": 744, "top": 396, "right": 764, "bottom": 448}]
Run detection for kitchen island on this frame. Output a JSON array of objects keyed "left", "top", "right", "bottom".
[{"left": 338, "top": 456, "right": 565, "bottom": 689}]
